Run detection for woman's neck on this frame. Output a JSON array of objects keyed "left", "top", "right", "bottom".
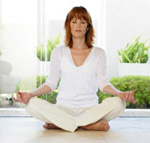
[{"left": 72, "top": 37, "right": 87, "bottom": 49}]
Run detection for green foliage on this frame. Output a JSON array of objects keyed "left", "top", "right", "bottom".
[
  {"left": 97, "top": 76, "right": 150, "bottom": 108},
  {"left": 36, "top": 75, "right": 58, "bottom": 104},
  {"left": 37, "top": 34, "right": 61, "bottom": 61},
  {"left": 15, "top": 77, "right": 37, "bottom": 92},
  {"left": 118, "top": 36, "right": 150, "bottom": 63}
]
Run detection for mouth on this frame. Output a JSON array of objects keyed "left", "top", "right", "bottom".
[{"left": 75, "top": 30, "right": 82, "bottom": 32}]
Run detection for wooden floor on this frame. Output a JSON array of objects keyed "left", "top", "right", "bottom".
[{"left": 0, "top": 117, "right": 150, "bottom": 143}]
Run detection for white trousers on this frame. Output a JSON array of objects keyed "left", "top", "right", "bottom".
[{"left": 26, "top": 97, "right": 126, "bottom": 132}]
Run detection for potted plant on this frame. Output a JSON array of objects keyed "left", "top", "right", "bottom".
[
  {"left": 37, "top": 34, "right": 61, "bottom": 75},
  {"left": 118, "top": 36, "right": 150, "bottom": 76}
]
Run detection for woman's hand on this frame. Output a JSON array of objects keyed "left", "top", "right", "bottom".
[
  {"left": 12, "top": 92, "right": 33, "bottom": 104},
  {"left": 117, "top": 91, "right": 137, "bottom": 104}
]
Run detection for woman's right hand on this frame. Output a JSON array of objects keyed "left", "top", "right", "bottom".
[{"left": 12, "top": 91, "right": 34, "bottom": 104}]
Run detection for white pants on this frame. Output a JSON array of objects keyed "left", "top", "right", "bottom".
[{"left": 26, "top": 97, "right": 126, "bottom": 132}]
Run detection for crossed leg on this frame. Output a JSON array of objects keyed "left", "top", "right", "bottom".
[
  {"left": 43, "top": 120, "right": 110, "bottom": 131},
  {"left": 27, "top": 97, "right": 125, "bottom": 132},
  {"left": 80, "top": 120, "right": 110, "bottom": 131}
]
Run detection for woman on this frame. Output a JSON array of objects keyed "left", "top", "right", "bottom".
[{"left": 13, "top": 6, "right": 137, "bottom": 132}]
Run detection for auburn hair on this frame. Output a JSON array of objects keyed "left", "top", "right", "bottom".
[{"left": 64, "top": 6, "right": 95, "bottom": 48}]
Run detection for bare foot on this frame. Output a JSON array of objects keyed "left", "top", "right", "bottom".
[
  {"left": 80, "top": 120, "right": 110, "bottom": 131},
  {"left": 43, "top": 123, "right": 60, "bottom": 130}
]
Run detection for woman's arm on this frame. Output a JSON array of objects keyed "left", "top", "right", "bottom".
[
  {"left": 96, "top": 49, "right": 137, "bottom": 104},
  {"left": 103, "top": 84, "right": 121, "bottom": 96},
  {"left": 12, "top": 85, "right": 52, "bottom": 104},
  {"left": 29, "top": 84, "right": 52, "bottom": 97}
]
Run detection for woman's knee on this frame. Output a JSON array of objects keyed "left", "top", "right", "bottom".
[
  {"left": 104, "top": 97, "right": 126, "bottom": 110},
  {"left": 25, "top": 97, "right": 40, "bottom": 112},
  {"left": 113, "top": 97, "right": 126, "bottom": 110}
]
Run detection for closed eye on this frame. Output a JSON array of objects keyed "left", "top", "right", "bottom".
[{"left": 81, "top": 21, "right": 86, "bottom": 24}]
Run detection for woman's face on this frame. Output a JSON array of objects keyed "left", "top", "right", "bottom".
[{"left": 70, "top": 17, "right": 88, "bottom": 38}]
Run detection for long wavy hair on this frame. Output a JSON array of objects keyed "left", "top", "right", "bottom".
[{"left": 64, "top": 6, "right": 95, "bottom": 48}]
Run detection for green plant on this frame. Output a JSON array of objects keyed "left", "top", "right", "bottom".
[
  {"left": 15, "top": 77, "right": 37, "bottom": 92},
  {"left": 118, "top": 36, "right": 150, "bottom": 63},
  {"left": 98, "top": 75, "right": 150, "bottom": 108},
  {"left": 37, "top": 34, "right": 61, "bottom": 61},
  {"left": 36, "top": 75, "right": 58, "bottom": 103}
]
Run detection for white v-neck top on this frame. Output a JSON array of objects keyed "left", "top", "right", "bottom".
[{"left": 44, "top": 45, "right": 111, "bottom": 108}]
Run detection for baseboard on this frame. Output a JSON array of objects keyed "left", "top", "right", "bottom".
[
  {"left": 121, "top": 109, "right": 150, "bottom": 117},
  {"left": 0, "top": 108, "right": 150, "bottom": 117}
]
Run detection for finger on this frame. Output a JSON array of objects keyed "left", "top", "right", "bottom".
[
  {"left": 126, "top": 94, "right": 130, "bottom": 101},
  {"left": 127, "top": 92, "right": 134, "bottom": 102},
  {"left": 127, "top": 93, "right": 133, "bottom": 102},
  {"left": 16, "top": 94, "right": 22, "bottom": 102},
  {"left": 17, "top": 91, "right": 21, "bottom": 95},
  {"left": 132, "top": 99, "right": 138, "bottom": 104},
  {"left": 130, "top": 91, "right": 134, "bottom": 96},
  {"left": 18, "top": 91, "right": 22, "bottom": 95},
  {"left": 130, "top": 91, "right": 134, "bottom": 98},
  {"left": 122, "top": 93, "right": 128, "bottom": 101},
  {"left": 118, "top": 94, "right": 126, "bottom": 101},
  {"left": 12, "top": 96, "right": 19, "bottom": 102},
  {"left": 16, "top": 92, "right": 21, "bottom": 98},
  {"left": 124, "top": 93, "right": 130, "bottom": 101},
  {"left": 130, "top": 95, "right": 134, "bottom": 102},
  {"left": 17, "top": 92, "right": 23, "bottom": 98}
]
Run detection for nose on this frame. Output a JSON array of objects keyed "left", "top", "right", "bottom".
[{"left": 76, "top": 21, "right": 81, "bottom": 28}]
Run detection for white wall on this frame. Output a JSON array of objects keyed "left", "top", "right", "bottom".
[
  {"left": 104, "top": 0, "right": 150, "bottom": 78},
  {"left": 0, "top": 0, "right": 1, "bottom": 22},
  {"left": 1, "top": 0, "right": 37, "bottom": 81},
  {"left": 0, "top": 0, "right": 2, "bottom": 53},
  {"left": 1, "top": 24, "right": 37, "bottom": 79}
]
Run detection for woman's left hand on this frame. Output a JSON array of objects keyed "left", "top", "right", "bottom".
[{"left": 117, "top": 91, "right": 137, "bottom": 104}]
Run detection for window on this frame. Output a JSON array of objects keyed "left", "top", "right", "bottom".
[{"left": 0, "top": 0, "right": 37, "bottom": 108}]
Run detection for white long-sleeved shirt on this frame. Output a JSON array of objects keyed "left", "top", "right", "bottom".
[{"left": 44, "top": 45, "right": 111, "bottom": 108}]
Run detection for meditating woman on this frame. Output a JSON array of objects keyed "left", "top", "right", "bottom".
[{"left": 13, "top": 6, "right": 137, "bottom": 132}]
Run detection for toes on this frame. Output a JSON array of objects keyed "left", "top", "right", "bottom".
[
  {"left": 103, "top": 124, "right": 110, "bottom": 131},
  {"left": 43, "top": 125, "right": 47, "bottom": 129},
  {"left": 101, "top": 120, "right": 108, "bottom": 125},
  {"left": 43, "top": 123, "right": 49, "bottom": 129},
  {"left": 99, "top": 120, "right": 110, "bottom": 131},
  {"left": 43, "top": 123, "right": 59, "bottom": 130}
]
